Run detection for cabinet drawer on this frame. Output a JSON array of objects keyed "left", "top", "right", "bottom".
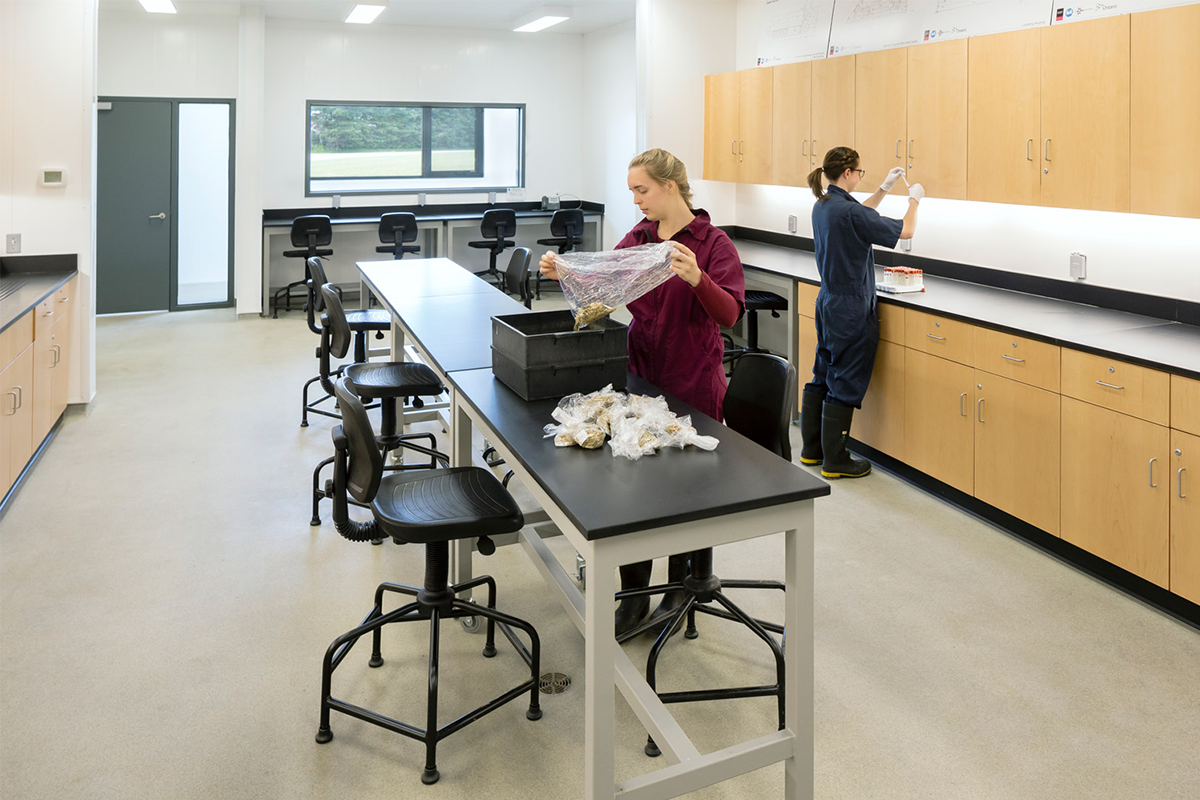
[
  {"left": 1061, "top": 348, "right": 1170, "bottom": 425},
  {"left": 798, "top": 281, "right": 819, "bottom": 317},
  {"left": 1173, "top": 374, "right": 1200, "bottom": 437},
  {"left": 1, "top": 312, "right": 34, "bottom": 370},
  {"left": 54, "top": 279, "right": 76, "bottom": 325},
  {"left": 878, "top": 302, "right": 903, "bottom": 344},
  {"left": 34, "top": 295, "right": 58, "bottom": 338},
  {"left": 905, "top": 309, "right": 974, "bottom": 365},
  {"left": 973, "top": 327, "right": 1060, "bottom": 392}
]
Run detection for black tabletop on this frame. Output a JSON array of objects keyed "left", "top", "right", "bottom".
[
  {"left": 732, "top": 238, "right": 1200, "bottom": 379},
  {"left": 382, "top": 290, "right": 531, "bottom": 374},
  {"left": 447, "top": 367, "right": 830, "bottom": 540},
  {"left": 360, "top": 258, "right": 498, "bottom": 300}
]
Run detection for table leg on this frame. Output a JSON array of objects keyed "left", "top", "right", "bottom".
[
  {"left": 584, "top": 545, "right": 617, "bottom": 800},
  {"left": 783, "top": 505, "right": 815, "bottom": 800},
  {"left": 450, "top": 389, "right": 475, "bottom": 592}
]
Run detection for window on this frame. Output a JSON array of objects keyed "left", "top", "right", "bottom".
[{"left": 306, "top": 101, "right": 524, "bottom": 196}]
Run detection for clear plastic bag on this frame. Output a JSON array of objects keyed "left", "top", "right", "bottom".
[{"left": 550, "top": 242, "right": 676, "bottom": 329}]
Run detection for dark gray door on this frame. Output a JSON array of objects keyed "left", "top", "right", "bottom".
[{"left": 97, "top": 100, "right": 172, "bottom": 314}]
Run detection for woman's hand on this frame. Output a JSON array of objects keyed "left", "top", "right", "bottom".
[
  {"left": 668, "top": 241, "right": 702, "bottom": 287},
  {"left": 538, "top": 251, "right": 560, "bottom": 280}
]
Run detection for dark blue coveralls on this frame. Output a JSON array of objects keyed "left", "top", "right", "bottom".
[{"left": 804, "top": 185, "right": 904, "bottom": 408}]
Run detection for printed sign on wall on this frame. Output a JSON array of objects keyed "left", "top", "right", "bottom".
[
  {"left": 757, "top": 0, "right": 837, "bottom": 66},
  {"left": 1050, "top": 1, "right": 1196, "bottom": 24},
  {"left": 828, "top": 0, "right": 1052, "bottom": 55}
]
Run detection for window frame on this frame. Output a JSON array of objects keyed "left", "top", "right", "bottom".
[{"left": 304, "top": 100, "right": 525, "bottom": 197}]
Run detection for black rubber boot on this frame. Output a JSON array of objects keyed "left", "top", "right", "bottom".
[
  {"left": 799, "top": 390, "right": 825, "bottom": 465},
  {"left": 615, "top": 560, "right": 653, "bottom": 636},
  {"left": 820, "top": 402, "right": 871, "bottom": 479},
  {"left": 645, "top": 554, "right": 690, "bottom": 636}
]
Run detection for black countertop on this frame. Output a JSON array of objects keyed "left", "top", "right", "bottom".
[
  {"left": 732, "top": 239, "right": 1200, "bottom": 381},
  {"left": 0, "top": 255, "right": 78, "bottom": 337},
  {"left": 447, "top": 367, "right": 830, "bottom": 540},
  {"left": 263, "top": 200, "right": 605, "bottom": 228}
]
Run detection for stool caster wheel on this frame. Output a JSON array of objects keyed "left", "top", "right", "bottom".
[
  {"left": 315, "top": 728, "right": 332, "bottom": 744},
  {"left": 460, "top": 615, "right": 480, "bottom": 633}
]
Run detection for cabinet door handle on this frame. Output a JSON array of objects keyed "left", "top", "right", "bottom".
[
  {"left": 1001, "top": 354, "right": 1025, "bottom": 363},
  {"left": 59, "top": 296, "right": 69, "bottom": 303},
  {"left": 51, "top": 344, "right": 61, "bottom": 367},
  {"left": 1180, "top": 467, "right": 1187, "bottom": 499},
  {"left": 43, "top": 309, "right": 53, "bottom": 317},
  {"left": 12, "top": 385, "right": 22, "bottom": 411},
  {"left": 811, "top": 140, "right": 817, "bottom": 165},
  {"left": 977, "top": 397, "right": 985, "bottom": 423},
  {"left": 960, "top": 392, "right": 967, "bottom": 417},
  {"left": 4, "top": 390, "right": 16, "bottom": 415},
  {"left": 1149, "top": 458, "right": 1158, "bottom": 488},
  {"left": 802, "top": 139, "right": 807, "bottom": 157},
  {"left": 895, "top": 139, "right": 901, "bottom": 158},
  {"left": 1026, "top": 138, "right": 1033, "bottom": 161},
  {"left": 1095, "top": 380, "right": 1124, "bottom": 390},
  {"left": 1044, "top": 138, "right": 1051, "bottom": 162},
  {"left": 907, "top": 139, "right": 913, "bottom": 160},
  {"left": 731, "top": 140, "right": 736, "bottom": 155},
  {"left": 926, "top": 333, "right": 946, "bottom": 341}
]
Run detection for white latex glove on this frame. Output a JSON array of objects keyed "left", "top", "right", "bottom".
[
  {"left": 908, "top": 182, "right": 925, "bottom": 202},
  {"left": 879, "top": 167, "right": 906, "bottom": 193}
]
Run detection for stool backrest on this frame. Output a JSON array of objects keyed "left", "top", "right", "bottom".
[
  {"left": 504, "top": 247, "right": 532, "bottom": 308},
  {"left": 320, "top": 283, "right": 354, "bottom": 360},
  {"left": 333, "top": 377, "right": 383, "bottom": 504},
  {"left": 550, "top": 208, "right": 584, "bottom": 241},
  {"left": 307, "top": 257, "right": 331, "bottom": 311},
  {"left": 480, "top": 208, "right": 516, "bottom": 240},
  {"left": 723, "top": 353, "right": 795, "bottom": 461},
  {"left": 290, "top": 215, "right": 333, "bottom": 249},
  {"left": 378, "top": 212, "right": 418, "bottom": 244}
]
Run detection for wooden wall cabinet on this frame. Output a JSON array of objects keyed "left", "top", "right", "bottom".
[
  {"left": 1061, "top": 396, "right": 1170, "bottom": 587},
  {"left": 809, "top": 55, "right": 856, "bottom": 172},
  {"left": 1170, "top": 429, "right": 1200, "bottom": 604},
  {"left": 703, "top": 69, "right": 773, "bottom": 184},
  {"left": 854, "top": 48, "right": 906, "bottom": 190},
  {"left": 1132, "top": 4, "right": 1200, "bottom": 218},
  {"left": 772, "top": 61, "right": 812, "bottom": 187},
  {"left": 1040, "top": 15, "right": 1131, "bottom": 213},
  {"left": 905, "top": 39, "right": 967, "bottom": 200}
]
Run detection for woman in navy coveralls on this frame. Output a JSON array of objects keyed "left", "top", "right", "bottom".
[
  {"left": 539, "top": 148, "right": 745, "bottom": 636},
  {"left": 801, "top": 146, "right": 922, "bottom": 478}
]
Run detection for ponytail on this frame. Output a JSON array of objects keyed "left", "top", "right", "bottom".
[{"left": 810, "top": 146, "right": 860, "bottom": 203}]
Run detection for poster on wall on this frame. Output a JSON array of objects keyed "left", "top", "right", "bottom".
[
  {"left": 828, "top": 0, "right": 1053, "bottom": 55},
  {"left": 756, "top": 0, "right": 837, "bottom": 66},
  {"left": 1050, "top": 0, "right": 1196, "bottom": 24}
]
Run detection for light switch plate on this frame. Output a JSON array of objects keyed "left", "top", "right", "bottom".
[
  {"left": 787, "top": 215, "right": 797, "bottom": 233},
  {"left": 1070, "top": 251, "right": 1086, "bottom": 280},
  {"left": 5, "top": 233, "right": 20, "bottom": 253}
]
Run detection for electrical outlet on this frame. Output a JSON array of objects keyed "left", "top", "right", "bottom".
[
  {"left": 787, "top": 215, "right": 797, "bottom": 233},
  {"left": 899, "top": 237, "right": 912, "bottom": 252},
  {"left": 1070, "top": 251, "right": 1087, "bottom": 280},
  {"left": 5, "top": 233, "right": 20, "bottom": 253}
]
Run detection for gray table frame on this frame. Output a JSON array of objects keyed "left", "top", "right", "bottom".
[{"left": 358, "top": 256, "right": 820, "bottom": 800}]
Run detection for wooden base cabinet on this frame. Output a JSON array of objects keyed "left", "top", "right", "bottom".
[
  {"left": 856, "top": 339, "right": 904, "bottom": 460},
  {"left": 974, "top": 372, "right": 1060, "bottom": 535},
  {"left": 796, "top": 307, "right": 816, "bottom": 408},
  {"left": 905, "top": 349, "right": 974, "bottom": 495},
  {"left": 1061, "top": 397, "right": 1170, "bottom": 587},
  {"left": 1171, "top": 429, "right": 1200, "bottom": 604},
  {"left": 2, "top": 344, "right": 35, "bottom": 497}
]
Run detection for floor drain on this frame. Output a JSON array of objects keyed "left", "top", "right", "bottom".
[{"left": 539, "top": 672, "right": 571, "bottom": 694}]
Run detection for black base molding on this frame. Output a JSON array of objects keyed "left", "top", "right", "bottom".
[
  {"left": 727, "top": 225, "right": 1200, "bottom": 327},
  {"left": 849, "top": 439, "right": 1200, "bottom": 631},
  {"left": 0, "top": 416, "right": 63, "bottom": 521}
]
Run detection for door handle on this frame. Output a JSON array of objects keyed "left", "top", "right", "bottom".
[
  {"left": 977, "top": 397, "right": 985, "bottom": 423},
  {"left": 731, "top": 140, "right": 736, "bottom": 155},
  {"left": 1044, "top": 138, "right": 1051, "bottom": 162},
  {"left": 895, "top": 139, "right": 901, "bottom": 159},
  {"left": 1180, "top": 467, "right": 1187, "bottom": 499},
  {"left": 811, "top": 140, "right": 817, "bottom": 165},
  {"left": 739, "top": 140, "right": 744, "bottom": 162},
  {"left": 149, "top": 212, "right": 166, "bottom": 220},
  {"left": 959, "top": 392, "right": 967, "bottom": 417},
  {"left": 51, "top": 344, "right": 61, "bottom": 367},
  {"left": 4, "top": 389, "right": 16, "bottom": 415},
  {"left": 1149, "top": 458, "right": 1157, "bottom": 488},
  {"left": 802, "top": 139, "right": 807, "bottom": 157},
  {"left": 926, "top": 333, "right": 946, "bottom": 341},
  {"left": 1026, "top": 138, "right": 1033, "bottom": 161},
  {"left": 907, "top": 139, "right": 914, "bottom": 167},
  {"left": 1095, "top": 380, "right": 1124, "bottom": 390},
  {"left": 1001, "top": 354, "right": 1025, "bottom": 363}
]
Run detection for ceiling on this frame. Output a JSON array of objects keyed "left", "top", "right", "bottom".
[{"left": 99, "top": 0, "right": 638, "bottom": 35}]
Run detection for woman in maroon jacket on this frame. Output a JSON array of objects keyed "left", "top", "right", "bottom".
[{"left": 540, "top": 148, "right": 745, "bottom": 635}]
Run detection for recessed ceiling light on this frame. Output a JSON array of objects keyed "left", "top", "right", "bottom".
[
  {"left": 138, "top": 0, "right": 177, "bottom": 13},
  {"left": 513, "top": 6, "right": 571, "bottom": 33},
  {"left": 345, "top": 4, "right": 386, "bottom": 24}
]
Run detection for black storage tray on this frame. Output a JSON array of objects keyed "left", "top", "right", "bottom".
[
  {"left": 491, "top": 310, "right": 627, "bottom": 370},
  {"left": 491, "top": 349, "right": 627, "bottom": 401}
]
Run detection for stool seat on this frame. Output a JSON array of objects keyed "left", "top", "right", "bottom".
[
  {"left": 372, "top": 467, "right": 524, "bottom": 544},
  {"left": 344, "top": 361, "right": 443, "bottom": 400},
  {"left": 467, "top": 238, "right": 516, "bottom": 250},
  {"left": 745, "top": 290, "right": 788, "bottom": 311},
  {"left": 376, "top": 244, "right": 422, "bottom": 256},
  {"left": 345, "top": 309, "right": 392, "bottom": 332},
  {"left": 284, "top": 247, "right": 333, "bottom": 258}
]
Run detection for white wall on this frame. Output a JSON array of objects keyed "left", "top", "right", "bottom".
[
  {"left": 97, "top": 8, "right": 240, "bottom": 99},
  {"left": 582, "top": 20, "right": 638, "bottom": 247},
  {"left": 1, "top": 0, "right": 98, "bottom": 403},
  {"left": 638, "top": 0, "right": 739, "bottom": 226}
]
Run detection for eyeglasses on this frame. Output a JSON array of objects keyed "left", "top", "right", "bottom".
[{"left": 852, "top": 168, "right": 866, "bottom": 178}]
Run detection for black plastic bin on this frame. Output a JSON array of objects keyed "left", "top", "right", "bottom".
[{"left": 491, "top": 310, "right": 628, "bottom": 400}]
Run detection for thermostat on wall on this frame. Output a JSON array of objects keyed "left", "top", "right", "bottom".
[{"left": 40, "top": 169, "right": 68, "bottom": 188}]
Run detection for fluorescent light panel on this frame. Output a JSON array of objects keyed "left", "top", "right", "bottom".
[
  {"left": 138, "top": 0, "right": 177, "bottom": 13},
  {"left": 345, "top": 4, "right": 386, "bottom": 24},
  {"left": 513, "top": 6, "right": 570, "bottom": 33}
]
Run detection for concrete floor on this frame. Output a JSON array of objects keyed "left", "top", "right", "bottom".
[{"left": 1, "top": 302, "right": 1198, "bottom": 799}]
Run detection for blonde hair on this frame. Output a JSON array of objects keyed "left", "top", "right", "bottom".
[{"left": 628, "top": 148, "right": 694, "bottom": 210}]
